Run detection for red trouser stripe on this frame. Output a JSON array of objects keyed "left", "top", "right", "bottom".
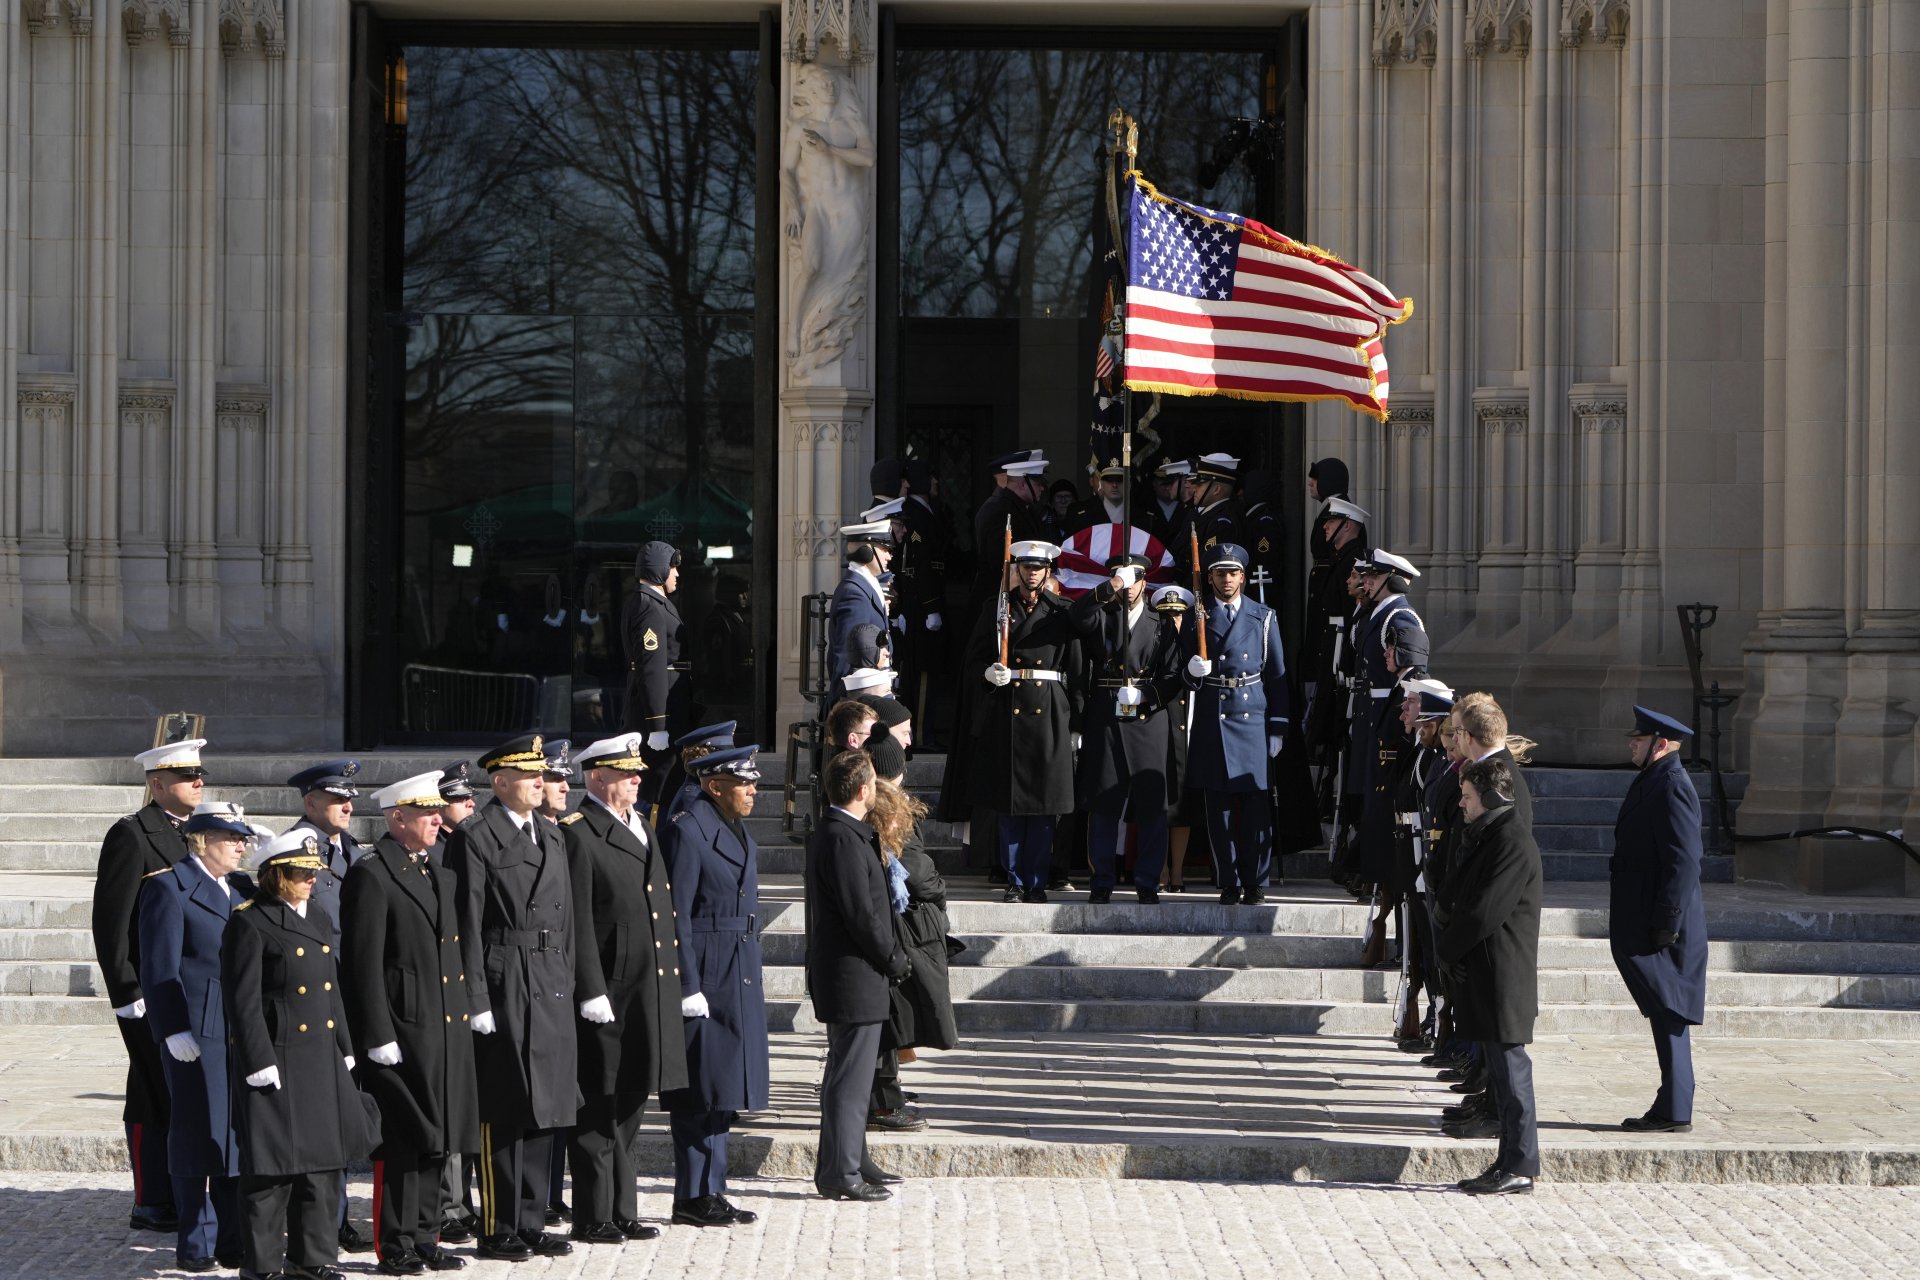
[{"left": 371, "top": 1159, "right": 385, "bottom": 1262}]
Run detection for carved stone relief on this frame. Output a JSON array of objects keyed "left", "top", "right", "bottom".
[
  {"left": 218, "top": 0, "right": 283, "bottom": 57},
  {"left": 1559, "top": 0, "right": 1629, "bottom": 49},
  {"left": 17, "top": 384, "right": 75, "bottom": 546},
  {"left": 118, "top": 387, "right": 175, "bottom": 545},
  {"left": 25, "top": 0, "right": 91, "bottom": 35},
  {"left": 791, "top": 517, "right": 843, "bottom": 561},
  {"left": 123, "top": 0, "right": 187, "bottom": 45},
  {"left": 215, "top": 391, "right": 270, "bottom": 551},
  {"left": 785, "top": 0, "right": 873, "bottom": 65},
  {"left": 1465, "top": 0, "right": 1532, "bottom": 57},
  {"left": 1476, "top": 401, "right": 1529, "bottom": 435},
  {"left": 794, "top": 419, "right": 861, "bottom": 445},
  {"left": 782, "top": 61, "right": 873, "bottom": 380},
  {"left": 1389, "top": 400, "right": 1434, "bottom": 438},
  {"left": 1373, "top": 0, "right": 1439, "bottom": 67}
]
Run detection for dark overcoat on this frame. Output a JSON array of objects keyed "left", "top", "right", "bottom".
[
  {"left": 892, "top": 834, "right": 958, "bottom": 1051},
  {"left": 1383, "top": 742, "right": 1437, "bottom": 895},
  {"left": 1435, "top": 806, "right": 1542, "bottom": 1044},
  {"left": 827, "top": 569, "right": 890, "bottom": 684},
  {"left": 1187, "top": 499, "right": 1245, "bottom": 576},
  {"left": 1357, "top": 710, "right": 1415, "bottom": 884},
  {"left": 966, "top": 486, "right": 1045, "bottom": 614},
  {"left": 139, "top": 859, "right": 255, "bottom": 1178},
  {"left": 804, "top": 810, "right": 909, "bottom": 1027},
  {"left": 659, "top": 793, "right": 770, "bottom": 1114},
  {"left": 1181, "top": 594, "right": 1289, "bottom": 793},
  {"left": 221, "top": 895, "right": 373, "bottom": 1176},
  {"left": 563, "top": 798, "right": 690, "bottom": 1098},
  {"left": 1345, "top": 594, "right": 1427, "bottom": 796},
  {"left": 1069, "top": 583, "right": 1182, "bottom": 815},
  {"left": 967, "top": 589, "right": 1083, "bottom": 815},
  {"left": 340, "top": 835, "right": 479, "bottom": 1158},
  {"left": 450, "top": 803, "right": 580, "bottom": 1131},
  {"left": 92, "top": 801, "right": 186, "bottom": 1125},
  {"left": 1609, "top": 750, "right": 1709, "bottom": 1024},
  {"left": 622, "top": 585, "right": 689, "bottom": 736},
  {"left": 284, "top": 818, "right": 363, "bottom": 945}
]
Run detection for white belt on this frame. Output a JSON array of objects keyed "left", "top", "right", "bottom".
[
  {"left": 1012, "top": 669, "right": 1064, "bottom": 683},
  {"left": 1370, "top": 687, "right": 1393, "bottom": 698},
  {"left": 1396, "top": 812, "right": 1420, "bottom": 824}
]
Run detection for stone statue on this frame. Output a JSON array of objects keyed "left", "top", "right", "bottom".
[{"left": 782, "top": 62, "right": 873, "bottom": 376}]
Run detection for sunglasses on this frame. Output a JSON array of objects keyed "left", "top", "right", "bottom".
[{"left": 284, "top": 867, "right": 320, "bottom": 881}]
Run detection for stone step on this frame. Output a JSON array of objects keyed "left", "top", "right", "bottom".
[
  {"left": 0, "top": 929, "right": 98, "bottom": 961},
  {"left": 0, "top": 961, "right": 104, "bottom": 997},
  {"left": 1522, "top": 767, "right": 1748, "bottom": 800},
  {"left": 0, "top": 994, "right": 114, "bottom": 1025},
  {"left": 0, "top": 811, "right": 380, "bottom": 844},
  {"left": 0, "top": 753, "right": 462, "bottom": 787}
]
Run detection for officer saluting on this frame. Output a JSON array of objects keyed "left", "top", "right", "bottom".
[
  {"left": 1611, "top": 706, "right": 1709, "bottom": 1134},
  {"left": 562, "top": 735, "right": 689, "bottom": 1244},
  {"left": 448, "top": 735, "right": 579, "bottom": 1262},
  {"left": 1182, "top": 543, "right": 1290, "bottom": 905},
  {"left": 283, "top": 760, "right": 364, "bottom": 944},
  {"left": 341, "top": 771, "right": 479, "bottom": 1274}
]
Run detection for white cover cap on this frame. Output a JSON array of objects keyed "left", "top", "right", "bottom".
[
  {"left": 135, "top": 739, "right": 207, "bottom": 772},
  {"left": 372, "top": 771, "right": 449, "bottom": 810}
]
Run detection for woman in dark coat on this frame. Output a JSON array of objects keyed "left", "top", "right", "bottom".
[
  {"left": 869, "top": 736, "right": 958, "bottom": 1054},
  {"left": 222, "top": 831, "right": 375, "bottom": 1280}
]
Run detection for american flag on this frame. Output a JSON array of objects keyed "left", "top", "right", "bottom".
[
  {"left": 1122, "top": 177, "right": 1412, "bottom": 421},
  {"left": 1054, "top": 523, "right": 1176, "bottom": 598}
]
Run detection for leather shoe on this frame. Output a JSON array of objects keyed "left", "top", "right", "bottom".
[
  {"left": 1464, "top": 1170, "right": 1534, "bottom": 1196},
  {"left": 1136, "top": 889, "right": 1160, "bottom": 904},
  {"left": 716, "top": 1196, "right": 758, "bottom": 1225},
  {"left": 1434, "top": 1065, "right": 1469, "bottom": 1082},
  {"left": 1455, "top": 1164, "right": 1503, "bottom": 1190},
  {"left": 671, "top": 1195, "right": 736, "bottom": 1228},
  {"left": 175, "top": 1261, "right": 217, "bottom": 1276},
  {"left": 476, "top": 1232, "right": 533, "bottom": 1261},
  {"left": 518, "top": 1229, "right": 573, "bottom": 1256},
  {"left": 289, "top": 1266, "right": 349, "bottom": 1280},
  {"left": 1449, "top": 1073, "right": 1488, "bottom": 1094},
  {"left": 129, "top": 1208, "right": 178, "bottom": 1233},
  {"left": 546, "top": 1199, "right": 571, "bottom": 1224},
  {"left": 868, "top": 1106, "right": 928, "bottom": 1132},
  {"left": 615, "top": 1218, "right": 661, "bottom": 1240},
  {"left": 572, "top": 1220, "right": 626, "bottom": 1245},
  {"left": 339, "top": 1222, "right": 375, "bottom": 1253},
  {"left": 1000, "top": 888, "right": 1021, "bottom": 903},
  {"left": 437, "top": 1215, "right": 473, "bottom": 1244},
  {"left": 816, "top": 1181, "right": 891, "bottom": 1202},
  {"left": 415, "top": 1253, "right": 466, "bottom": 1273},
  {"left": 375, "top": 1255, "right": 426, "bottom": 1277},
  {"left": 1441, "top": 1093, "right": 1491, "bottom": 1122},
  {"left": 217, "top": 1254, "right": 247, "bottom": 1270},
  {"left": 1240, "top": 889, "right": 1265, "bottom": 905},
  {"left": 860, "top": 1159, "right": 905, "bottom": 1186},
  {"left": 1622, "top": 1112, "right": 1692, "bottom": 1133},
  {"left": 1441, "top": 1115, "right": 1501, "bottom": 1139},
  {"left": 1218, "top": 891, "right": 1240, "bottom": 905},
  {"left": 1087, "top": 888, "right": 1112, "bottom": 905},
  {"left": 1022, "top": 889, "right": 1049, "bottom": 904}
]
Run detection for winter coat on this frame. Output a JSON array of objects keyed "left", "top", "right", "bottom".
[
  {"left": 1609, "top": 750, "right": 1709, "bottom": 1024},
  {"left": 1435, "top": 806, "right": 1542, "bottom": 1044}
]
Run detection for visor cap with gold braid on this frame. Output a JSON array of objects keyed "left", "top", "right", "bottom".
[
  {"left": 575, "top": 734, "right": 648, "bottom": 772},
  {"left": 247, "top": 829, "right": 329, "bottom": 875},
  {"left": 478, "top": 733, "right": 547, "bottom": 773},
  {"left": 372, "top": 771, "right": 450, "bottom": 810}
]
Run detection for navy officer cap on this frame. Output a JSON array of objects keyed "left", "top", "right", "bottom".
[
  {"left": 286, "top": 759, "right": 360, "bottom": 799},
  {"left": 1104, "top": 551, "right": 1152, "bottom": 572},
  {"left": 478, "top": 732, "right": 548, "bottom": 773},
  {"left": 674, "top": 721, "right": 738, "bottom": 751},
  {"left": 1630, "top": 705, "right": 1693, "bottom": 739},
  {"left": 1205, "top": 543, "right": 1249, "bottom": 572},
  {"left": 437, "top": 760, "right": 474, "bottom": 800},
  {"left": 690, "top": 744, "right": 761, "bottom": 781}
]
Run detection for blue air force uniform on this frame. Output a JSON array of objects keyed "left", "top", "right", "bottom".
[
  {"left": 1182, "top": 544, "right": 1290, "bottom": 900},
  {"left": 1610, "top": 709, "right": 1710, "bottom": 1128}
]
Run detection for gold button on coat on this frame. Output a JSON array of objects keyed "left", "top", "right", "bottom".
[
  {"left": 298, "top": 1023, "right": 308, "bottom": 1032},
  {"left": 297, "top": 986, "right": 307, "bottom": 995},
  {"left": 295, "top": 947, "right": 305, "bottom": 957}
]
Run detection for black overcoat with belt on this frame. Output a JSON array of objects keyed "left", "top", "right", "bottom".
[
  {"left": 1345, "top": 593, "right": 1426, "bottom": 799},
  {"left": 1069, "top": 583, "right": 1182, "bottom": 816},
  {"left": 659, "top": 792, "right": 770, "bottom": 1114},
  {"left": 563, "top": 797, "right": 690, "bottom": 1099},
  {"left": 340, "top": 835, "right": 478, "bottom": 1158},
  {"left": 804, "top": 810, "right": 909, "bottom": 1027},
  {"left": 92, "top": 801, "right": 186, "bottom": 1125},
  {"left": 1435, "top": 806, "right": 1542, "bottom": 1044},
  {"left": 450, "top": 802, "right": 580, "bottom": 1131},
  {"left": 966, "top": 588, "right": 1083, "bottom": 816},
  {"left": 893, "top": 833, "right": 959, "bottom": 1051},
  {"left": 221, "top": 895, "right": 373, "bottom": 1176},
  {"left": 1608, "top": 750, "right": 1709, "bottom": 1024}
]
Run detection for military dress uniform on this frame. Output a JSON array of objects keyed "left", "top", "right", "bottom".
[
  {"left": 658, "top": 721, "right": 737, "bottom": 831},
  {"left": 1345, "top": 551, "right": 1429, "bottom": 851},
  {"left": 562, "top": 736, "right": 690, "bottom": 1239},
  {"left": 1303, "top": 498, "right": 1370, "bottom": 768},
  {"left": 890, "top": 490, "right": 949, "bottom": 729},
  {"left": 828, "top": 512, "right": 894, "bottom": 688},
  {"left": 1186, "top": 453, "right": 1248, "bottom": 576},
  {"left": 1181, "top": 545, "right": 1290, "bottom": 903},
  {"left": 283, "top": 760, "right": 365, "bottom": 945},
  {"left": 138, "top": 804, "right": 257, "bottom": 1267},
  {"left": 343, "top": 772, "right": 480, "bottom": 1270},
  {"left": 1069, "top": 564, "right": 1182, "bottom": 902},
  {"left": 222, "top": 831, "right": 373, "bottom": 1280},
  {"left": 968, "top": 544, "right": 1084, "bottom": 901},
  {"left": 659, "top": 748, "right": 771, "bottom": 1221},
  {"left": 448, "top": 737, "right": 581, "bottom": 1256},
  {"left": 622, "top": 542, "right": 691, "bottom": 799},
  {"left": 92, "top": 739, "right": 204, "bottom": 1229}
]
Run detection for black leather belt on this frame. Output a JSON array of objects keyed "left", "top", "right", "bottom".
[
  {"left": 484, "top": 927, "right": 558, "bottom": 953},
  {"left": 1203, "top": 674, "right": 1262, "bottom": 688},
  {"left": 690, "top": 915, "right": 757, "bottom": 934}
]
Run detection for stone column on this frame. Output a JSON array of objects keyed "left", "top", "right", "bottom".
[
  {"left": 74, "top": 0, "right": 123, "bottom": 638},
  {"left": 170, "top": 0, "right": 220, "bottom": 637},
  {"left": 270, "top": 0, "right": 312, "bottom": 636},
  {"left": 775, "top": 0, "right": 877, "bottom": 730},
  {"left": 0, "top": 1, "right": 21, "bottom": 651}
]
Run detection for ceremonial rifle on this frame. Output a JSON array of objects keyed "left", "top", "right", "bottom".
[
  {"left": 1189, "top": 525, "right": 1208, "bottom": 662},
  {"left": 997, "top": 516, "right": 1013, "bottom": 667}
]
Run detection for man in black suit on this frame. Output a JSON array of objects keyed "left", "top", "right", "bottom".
[
  {"left": 804, "top": 751, "right": 912, "bottom": 1202},
  {"left": 91, "top": 737, "right": 207, "bottom": 1235}
]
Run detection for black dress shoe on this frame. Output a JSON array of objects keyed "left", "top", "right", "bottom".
[
  {"left": 1622, "top": 1112, "right": 1692, "bottom": 1133},
  {"left": 1464, "top": 1170, "right": 1534, "bottom": 1196},
  {"left": 547, "top": 1199, "right": 571, "bottom": 1223},
  {"left": 1219, "top": 890, "right": 1240, "bottom": 905},
  {"left": 1000, "top": 888, "right": 1021, "bottom": 903},
  {"left": 437, "top": 1215, "right": 473, "bottom": 1243},
  {"left": 1166, "top": 882, "right": 1185, "bottom": 894},
  {"left": 217, "top": 1253, "right": 247, "bottom": 1270},
  {"left": 339, "top": 1222, "right": 375, "bottom": 1253},
  {"left": 572, "top": 1220, "right": 626, "bottom": 1245},
  {"left": 860, "top": 1159, "right": 905, "bottom": 1186},
  {"left": 1022, "top": 889, "right": 1049, "bottom": 904},
  {"left": 415, "top": 1252, "right": 466, "bottom": 1274},
  {"left": 476, "top": 1232, "right": 533, "bottom": 1261},
  {"left": 1449, "top": 1072, "right": 1488, "bottom": 1094},
  {"left": 175, "top": 1261, "right": 217, "bottom": 1276},
  {"left": 671, "top": 1195, "right": 736, "bottom": 1228},
  {"left": 518, "top": 1229, "right": 573, "bottom": 1256},
  {"left": 1087, "top": 888, "right": 1112, "bottom": 905},
  {"left": 376, "top": 1254, "right": 426, "bottom": 1277},
  {"left": 615, "top": 1217, "right": 661, "bottom": 1240},
  {"left": 816, "top": 1182, "right": 891, "bottom": 1202},
  {"left": 1136, "top": 889, "right": 1160, "bottom": 904},
  {"left": 1441, "top": 1115, "right": 1501, "bottom": 1139},
  {"left": 1047, "top": 876, "right": 1071, "bottom": 890},
  {"left": 1442, "top": 1093, "right": 1492, "bottom": 1122},
  {"left": 1241, "top": 889, "right": 1266, "bottom": 906},
  {"left": 868, "top": 1105, "right": 928, "bottom": 1132},
  {"left": 1435, "top": 1066, "right": 1469, "bottom": 1082},
  {"left": 129, "top": 1208, "right": 178, "bottom": 1233},
  {"left": 1455, "top": 1163, "right": 1503, "bottom": 1190},
  {"left": 290, "top": 1266, "right": 350, "bottom": 1280},
  {"left": 715, "top": 1197, "right": 757, "bottom": 1225}
]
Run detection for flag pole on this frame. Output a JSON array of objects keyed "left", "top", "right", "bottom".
[{"left": 1106, "top": 111, "right": 1138, "bottom": 535}]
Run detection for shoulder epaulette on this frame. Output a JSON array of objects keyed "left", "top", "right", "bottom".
[
  {"left": 142, "top": 867, "right": 172, "bottom": 879},
  {"left": 560, "top": 812, "right": 585, "bottom": 826},
  {"left": 234, "top": 899, "right": 254, "bottom": 911}
]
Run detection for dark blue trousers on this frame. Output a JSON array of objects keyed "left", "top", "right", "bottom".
[
  {"left": 997, "top": 815, "right": 1057, "bottom": 893},
  {"left": 1650, "top": 1009, "right": 1696, "bottom": 1123},
  {"left": 173, "top": 1172, "right": 240, "bottom": 1263},
  {"left": 1481, "top": 1042, "right": 1540, "bottom": 1177},
  {"left": 1088, "top": 809, "right": 1169, "bottom": 894},
  {"left": 1203, "top": 789, "right": 1272, "bottom": 893},
  {"left": 669, "top": 1109, "right": 734, "bottom": 1200}
]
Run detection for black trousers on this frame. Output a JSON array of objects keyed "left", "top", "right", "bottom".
[
  {"left": 568, "top": 1093, "right": 648, "bottom": 1224},
  {"left": 374, "top": 1148, "right": 441, "bottom": 1263},
  {"left": 479, "top": 1121, "right": 558, "bottom": 1238},
  {"left": 1482, "top": 1041, "right": 1541, "bottom": 1177},
  {"left": 816, "top": 1020, "right": 882, "bottom": 1191},
  {"left": 242, "top": 1168, "right": 339, "bottom": 1275},
  {"left": 117, "top": 1017, "right": 173, "bottom": 1208},
  {"left": 869, "top": 1050, "right": 904, "bottom": 1116}
]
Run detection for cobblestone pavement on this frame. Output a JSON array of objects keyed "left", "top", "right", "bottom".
[{"left": 2, "top": 1172, "right": 1915, "bottom": 1279}]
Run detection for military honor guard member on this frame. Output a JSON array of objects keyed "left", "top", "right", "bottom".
[
  {"left": 561, "top": 735, "right": 690, "bottom": 1243},
  {"left": 1389, "top": 679, "right": 1454, "bottom": 1047},
  {"left": 1342, "top": 549, "right": 1429, "bottom": 892},
  {"left": 1063, "top": 456, "right": 1130, "bottom": 536},
  {"left": 447, "top": 736, "right": 579, "bottom": 1261},
  {"left": 1303, "top": 497, "right": 1370, "bottom": 768},
  {"left": 93, "top": 737, "right": 207, "bottom": 1234},
  {"left": 282, "top": 761, "right": 365, "bottom": 945},
  {"left": 1070, "top": 554, "right": 1183, "bottom": 903},
  {"left": 893, "top": 459, "right": 950, "bottom": 733},
  {"left": 1181, "top": 543, "right": 1290, "bottom": 905},
  {"left": 1610, "top": 707, "right": 1710, "bottom": 1134},
  {"left": 537, "top": 741, "right": 573, "bottom": 824},
  {"left": 222, "top": 830, "right": 375, "bottom": 1280},
  {"left": 437, "top": 763, "right": 477, "bottom": 830},
  {"left": 342, "top": 771, "right": 479, "bottom": 1274},
  {"left": 659, "top": 745, "right": 770, "bottom": 1229},
  {"left": 1186, "top": 453, "right": 1247, "bottom": 567},
  {"left": 828, "top": 509, "right": 896, "bottom": 689},
  {"left": 1142, "top": 457, "right": 1192, "bottom": 553},
  {"left": 139, "top": 800, "right": 257, "bottom": 1271},
  {"left": 623, "top": 541, "right": 690, "bottom": 792},
  {"left": 970, "top": 540, "right": 1083, "bottom": 903},
  {"left": 966, "top": 449, "right": 1050, "bottom": 612}
]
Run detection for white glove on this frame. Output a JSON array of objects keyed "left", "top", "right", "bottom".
[
  {"left": 1071, "top": 733, "right": 1083, "bottom": 752},
  {"left": 113, "top": 999, "right": 146, "bottom": 1020},
  {"left": 368, "top": 1041, "right": 403, "bottom": 1066},
  {"left": 984, "top": 663, "right": 1012, "bottom": 687},
  {"left": 681, "top": 992, "right": 710, "bottom": 1019},
  {"left": 926, "top": 612, "right": 943, "bottom": 632},
  {"left": 165, "top": 1032, "right": 201, "bottom": 1064},
  {"left": 646, "top": 731, "right": 670, "bottom": 752},
  {"left": 245, "top": 1064, "right": 282, "bottom": 1090},
  {"left": 1115, "top": 684, "right": 1144, "bottom": 707},
  {"left": 1269, "top": 735, "right": 1283, "bottom": 758},
  {"left": 471, "top": 1010, "right": 497, "bottom": 1035},
  {"left": 344, "top": 1056, "right": 356, "bottom": 1072},
  {"left": 580, "top": 994, "right": 616, "bottom": 1025},
  {"left": 1114, "top": 565, "right": 1143, "bottom": 588},
  {"left": 891, "top": 613, "right": 907, "bottom": 632},
  {"left": 1187, "top": 655, "right": 1212, "bottom": 678}
]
